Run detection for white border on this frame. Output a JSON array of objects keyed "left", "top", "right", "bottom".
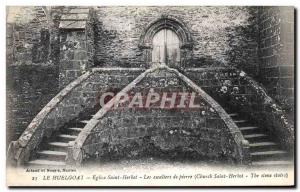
[
  {"left": 1, "top": 0, "right": 300, "bottom": 6},
  {"left": 1, "top": 0, "right": 299, "bottom": 191}
]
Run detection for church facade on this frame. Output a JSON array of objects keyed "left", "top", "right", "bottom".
[{"left": 6, "top": 6, "right": 294, "bottom": 167}]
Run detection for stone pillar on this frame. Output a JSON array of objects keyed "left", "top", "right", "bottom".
[
  {"left": 278, "top": 7, "right": 294, "bottom": 106},
  {"left": 258, "top": 7, "right": 294, "bottom": 113},
  {"left": 66, "top": 141, "right": 84, "bottom": 166},
  {"left": 59, "top": 7, "right": 90, "bottom": 88},
  {"left": 240, "top": 139, "right": 251, "bottom": 165}
]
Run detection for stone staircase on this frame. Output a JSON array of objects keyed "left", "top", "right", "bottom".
[
  {"left": 26, "top": 113, "right": 94, "bottom": 167},
  {"left": 225, "top": 109, "right": 293, "bottom": 166},
  {"left": 26, "top": 108, "right": 293, "bottom": 167},
  {"left": 22, "top": 71, "right": 292, "bottom": 167}
]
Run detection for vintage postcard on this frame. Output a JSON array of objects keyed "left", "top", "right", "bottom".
[{"left": 6, "top": 6, "right": 295, "bottom": 187}]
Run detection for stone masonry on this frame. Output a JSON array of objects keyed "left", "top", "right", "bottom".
[
  {"left": 78, "top": 67, "right": 246, "bottom": 164},
  {"left": 258, "top": 7, "right": 294, "bottom": 117},
  {"left": 93, "top": 6, "right": 258, "bottom": 69},
  {"left": 6, "top": 6, "right": 294, "bottom": 166},
  {"left": 59, "top": 7, "right": 90, "bottom": 88}
]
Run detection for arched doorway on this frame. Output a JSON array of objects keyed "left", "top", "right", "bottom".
[
  {"left": 139, "top": 17, "right": 193, "bottom": 69},
  {"left": 152, "top": 29, "right": 180, "bottom": 67}
]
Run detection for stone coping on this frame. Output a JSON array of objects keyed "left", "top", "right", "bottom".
[
  {"left": 72, "top": 65, "right": 249, "bottom": 164},
  {"left": 59, "top": 7, "right": 90, "bottom": 29},
  {"left": 241, "top": 73, "right": 294, "bottom": 147},
  {"left": 92, "top": 67, "right": 146, "bottom": 72},
  {"left": 90, "top": 67, "right": 232, "bottom": 72},
  {"left": 8, "top": 71, "right": 93, "bottom": 163},
  {"left": 184, "top": 67, "right": 235, "bottom": 72}
]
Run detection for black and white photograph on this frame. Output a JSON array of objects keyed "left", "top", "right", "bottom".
[{"left": 5, "top": 4, "right": 295, "bottom": 187}]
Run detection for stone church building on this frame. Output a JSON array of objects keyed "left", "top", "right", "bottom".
[{"left": 7, "top": 6, "right": 294, "bottom": 167}]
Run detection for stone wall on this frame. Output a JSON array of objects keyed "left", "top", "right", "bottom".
[
  {"left": 93, "top": 6, "right": 259, "bottom": 70},
  {"left": 58, "top": 7, "right": 90, "bottom": 88},
  {"left": 6, "top": 6, "right": 62, "bottom": 147},
  {"left": 226, "top": 7, "right": 260, "bottom": 76},
  {"left": 7, "top": 6, "right": 295, "bottom": 165},
  {"left": 6, "top": 65, "right": 59, "bottom": 146},
  {"left": 6, "top": 6, "right": 53, "bottom": 65},
  {"left": 6, "top": 23, "right": 14, "bottom": 65},
  {"left": 257, "top": 7, "right": 294, "bottom": 115},
  {"left": 72, "top": 67, "right": 248, "bottom": 165},
  {"left": 59, "top": 30, "right": 87, "bottom": 88},
  {"left": 185, "top": 68, "right": 294, "bottom": 150},
  {"left": 83, "top": 68, "right": 144, "bottom": 112},
  {"left": 7, "top": 69, "right": 143, "bottom": 165},
  {"left": 86, "top": 9, "right": 97, "bottom": 69}
]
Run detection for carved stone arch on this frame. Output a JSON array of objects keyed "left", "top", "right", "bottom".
[
  {"left": 139, "top": 16, "right": 193, "bottom": 68},
  {"left": 139, "top": 16, "right": 193, "bottom": 49}
]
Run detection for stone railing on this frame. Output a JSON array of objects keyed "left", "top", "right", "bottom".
[
  {"left": 185, "top": 67, "right": 294, "bottom": 151},
  {"left": 67, "top": 65, "right": 250, "bottom": 165},
  {"left": 237, "top": 73, "right": 294, "bottom": 150},
  {"left": 7, "top": 72, "right": 93, "bottom": 166},
  {"left": 7, "top": 68, "right": 145, "bottom": 166}
]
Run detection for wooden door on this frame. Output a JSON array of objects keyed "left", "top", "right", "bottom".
[{"left": 152, "top": 29, "right": 180, "bottom": 66}]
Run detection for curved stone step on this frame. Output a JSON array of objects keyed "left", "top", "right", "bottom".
[
  {"left": 36, "top": 150, "right": 67, "bottom": 161},
  {"left": 66, "top": 120, "right": 86, "bottom": 127},
  {"left": 68, "top": 127, "right": 83, "bottom": 132},
  {"left": 63, "top": 127, "right": 83, "bottom": 135},
  {"left": 251, "top": 150, "right": 288, "bottom": 161},
  {"left": 80, "top": 120, "right": 89, "bottom": 124},
  {"left": 58, "top": 134, "right": 77, "bottom": 141},
  {"left": 228, "top": 113, "right": 238, "bottom": 117},
  {"left": 250, "top": 142, "right": 277, "bottom": 147},
  {"left": 27, "top": 159, "right": 66, "bottom": 166},
  {"left": 244, "top": 133, "right": 270, "bottom": 143},
  {"left": 79, "top": 115, "right": 94, "bottom": 120},
  {"left": 234, "top": 120, "right": 248, "bottom": 123},
  {"left": 48, "top": 142, "right": 69, "bottom": 151},
  {"left": 251, "top": 150, "right": 287, "bottom": 156},
  {"left": 48, "top": 142, "right": 68, "bottom": 147},
  {"left": 37, "top": 150, "right": 67, "bottom": 156},
  {"left": 224, "top": 109, "right": 290, "bottom": 165},
  {"left": 252, "top": 160, "right": 293, "bottom": 166},
  {"left": 249, "top": 142, "right": 278, "bottom": 152},
  {"left": 239, "top": 126, "right": 260, "bottom": 135},
  {"left": 244, "top": 133, "right": 268, "bottom": 142},
  {"left": 240, "top": 126, "right": 259, "bottom": 131},
  {"left": 244, "top": 133, "right": 268, "bottom": 139},
  {"left": 233, "top": 119, "right": 249, "bottom": 126}
]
